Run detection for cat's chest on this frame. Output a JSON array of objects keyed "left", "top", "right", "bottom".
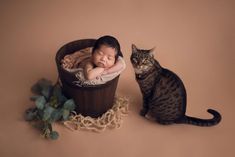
[{"left": 136, "top": 73, "right": 156, "bottom": 94}]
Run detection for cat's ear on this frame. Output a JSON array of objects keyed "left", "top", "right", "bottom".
[
  {"left": 132, "top": 44, "right": 138, "bottom": 53},
  {"left": 149, "top": 47, "right": 155, "bottom": 57}
]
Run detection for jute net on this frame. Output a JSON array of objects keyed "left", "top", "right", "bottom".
[{"left": 63, "top": 96, "right": 129, "bottom": 132}]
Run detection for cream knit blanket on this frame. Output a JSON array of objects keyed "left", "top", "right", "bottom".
[{"left": 61, "top": 48, "right": 126, "bottom": 87}]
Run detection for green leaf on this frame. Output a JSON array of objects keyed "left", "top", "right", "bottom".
[
  {"left": 31, "top": 78, "right": 52, "bottom": 95},
  {"left": 35, "top": 96, "right": 46, "bottom": 110},
  {"left": 63, "top": 99, "right": 75, "bottom": 111},
  {"left": 41, "top": 86, "right": 52, "bottom": 99},
  {"left": 53, "top": 84, "right": 62, "bottom": 97},
  {"left": 49, "top": 96, "right": 58, "bottom": 108},
  {"left": 50, "top": 131, "right": 59, "bottom": 140},
  {"left": 42, "top": 106, "right": 55, "bottom": 121},
  {"left": 57, "top": 95, "right": 67, "bottom": 106},
  {"left": 62, "top": 109, "right": 70, "bottom": 120},
  {"left": 30, "top": 95, "right": 40, "bottom": 101},
  {"left": 53, "top": 85, "right": 67, "bottom": 104},
  {"left": 31, "top": 83, "right": 41, "bottom": 95},
  {"left": 24, "top": 108, "right": 37, "bottom": 121},
  {"left": 50, "top": 109, "right": 63, "bottom": 122},
  {"left": 38, "top": 78, "right": 53, "bottom": 88},
  {"left": 36, "top": 109, "right": 44, "bottom": 119},
  {"left": 32, "top": 78, "right": 53, "bottom": 99}
]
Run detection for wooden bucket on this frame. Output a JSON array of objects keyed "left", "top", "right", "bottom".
[{"left": 55, "top": 39, "right": 121, "bottom": 117}]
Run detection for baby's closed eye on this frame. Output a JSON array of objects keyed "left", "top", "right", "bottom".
[{"left": 108, "top": 56, "right": 114, "bottom": 60}]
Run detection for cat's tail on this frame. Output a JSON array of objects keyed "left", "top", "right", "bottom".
[{"left": 176, "top": 109, "right": 222, "bottom": 127}]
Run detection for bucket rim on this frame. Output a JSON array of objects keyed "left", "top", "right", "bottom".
[{"left": 55, "top": 38, "right": 121, "bottom": 89}]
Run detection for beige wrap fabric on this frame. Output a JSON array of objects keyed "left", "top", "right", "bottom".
[{"left": 61, "top": 47, "right": 126, "bottom": 87}]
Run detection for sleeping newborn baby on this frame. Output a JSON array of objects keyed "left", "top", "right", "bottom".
[{"left": 61, "top": 35, "right": 125, "bottom": 85}]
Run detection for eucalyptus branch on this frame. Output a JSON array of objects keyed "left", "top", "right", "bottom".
[{"left": 24, "top": 78, "right": 75, "bottom": 140}]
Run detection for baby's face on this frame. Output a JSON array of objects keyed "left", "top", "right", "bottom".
[{"left": 92, "top": 45, "right": 116, "bottom": 68}]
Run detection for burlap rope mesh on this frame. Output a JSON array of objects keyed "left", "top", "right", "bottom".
[{"left": 63, "top": 96, "right": 129, "bottom": 132}]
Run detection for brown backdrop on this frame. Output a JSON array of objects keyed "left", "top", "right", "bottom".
[{"left": 0, "top": 0, "right": 234, "bottom": 157}]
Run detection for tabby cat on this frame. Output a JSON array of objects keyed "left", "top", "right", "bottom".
[{"left": 130, "top": 44, "right": 221, "bottom": 126}]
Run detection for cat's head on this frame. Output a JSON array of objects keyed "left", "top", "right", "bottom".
[{"left": 130, "top": 44, "right": 156, "bottom": 74}]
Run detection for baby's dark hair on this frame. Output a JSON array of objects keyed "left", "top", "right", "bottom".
[{"left": 92, "top": 35, "right": 123, "bottom": 61}]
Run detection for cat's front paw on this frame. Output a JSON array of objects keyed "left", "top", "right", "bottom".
[{"left": 140, "top": 108, "right": 148, "bottom": 117}]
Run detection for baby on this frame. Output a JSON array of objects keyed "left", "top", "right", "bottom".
[{"left": 61, "top": 35, "right": 124, "bottom": 80}]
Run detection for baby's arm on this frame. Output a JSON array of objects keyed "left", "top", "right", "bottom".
[
  {"left": 84, "top": 61, "right": 105, "bottom": 80},
  {"left": 103, "top": 57, "right": 125, "bottom": 74}
]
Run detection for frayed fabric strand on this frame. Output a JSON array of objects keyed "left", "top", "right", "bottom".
[{"left": 63, "top": 96, "right": 129, "bottom": 132}]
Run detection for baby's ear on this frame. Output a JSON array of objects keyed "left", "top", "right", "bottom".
[
  {"left": 149, "top": 47, "right": 155, "bottom": 57},
  {"left": 132, "top": 44, "right": 138, "bottom": 53}
]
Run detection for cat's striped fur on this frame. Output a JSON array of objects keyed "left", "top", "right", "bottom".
[{"left": 130, "top": 44, "right": 221, "bottom": 126}]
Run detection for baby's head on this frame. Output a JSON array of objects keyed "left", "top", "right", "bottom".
[{"left": 92, "top": 35, "right": 122, "bottom": 68}]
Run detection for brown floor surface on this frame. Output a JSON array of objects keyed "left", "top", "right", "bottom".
[{"left": 0, "top": 1, "right": 234, "bottom": 157}]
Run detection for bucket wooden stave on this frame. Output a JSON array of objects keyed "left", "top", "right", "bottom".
[{"left": 55, "top": 39, "right": 120, "bottom": 117}]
